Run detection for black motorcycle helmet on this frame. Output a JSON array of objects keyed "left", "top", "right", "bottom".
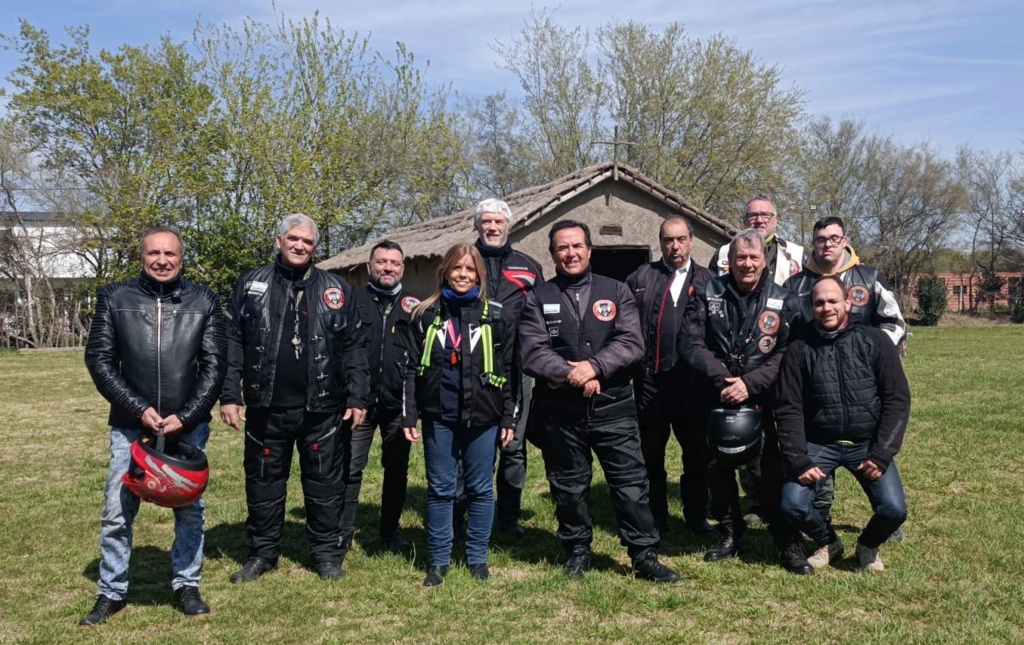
[{"left": 707, "top": 406, "right": 763, "bottom": 465}]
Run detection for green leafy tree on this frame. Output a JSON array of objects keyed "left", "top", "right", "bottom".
[
  {"left": 486, "top": 13, "right": 806, "bottom": 218},
  {"left": 597, "top": 21, "right": 805, "bottom": 215},
  {"left": 3, "top": 21, "right": 222, "bottom": 284}
]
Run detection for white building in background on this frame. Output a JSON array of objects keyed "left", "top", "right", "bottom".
[{"left": 1, "top": 211, "right": 95, "bottom": 281}]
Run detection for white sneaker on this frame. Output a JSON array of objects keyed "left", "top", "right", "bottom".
[
  {"left": 856, "top": 542, "right": 885, "bottom": 573},
  {"left": 807, "top": 536, "right": 844, "bottom": 570}
]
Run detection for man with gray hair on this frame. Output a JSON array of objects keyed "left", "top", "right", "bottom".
[
  {"left": 709, "top": 194, "right": 807, "bottom": 524},
  {"left": 220, "top": 214, "right": 369, "bottom": 582},
  {"left": 681, "top": 229, "right": 812, "bottom": 574},
  {"left": 710, "top": 194, "right": 806, "bottom": 285},
  {"left": 472, "top": 198, "right": 544, "bottom": 537}
]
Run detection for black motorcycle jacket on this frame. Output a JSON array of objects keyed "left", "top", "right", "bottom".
[
  {"left": 85, "top": 272, "right": 227, "bottom": 432},
  {"left": 221, "top": 260, "right": 369, "bottom": 411}
]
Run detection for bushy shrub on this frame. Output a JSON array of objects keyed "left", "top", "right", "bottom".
[{"left": 916, "top": 275, "right": 947, "bottom": 326}]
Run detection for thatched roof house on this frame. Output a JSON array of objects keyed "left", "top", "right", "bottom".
[{"left": 320, "top": 162, "right": 737, "bottom": 296}]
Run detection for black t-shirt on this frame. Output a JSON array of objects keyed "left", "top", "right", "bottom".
[{"left": 271, "top": 261, "right": 312, "bottom": 407}]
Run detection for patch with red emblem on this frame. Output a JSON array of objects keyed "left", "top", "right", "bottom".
[
  {"left": 323, "top": 287, "right": 345, "bottom": 309},
  {"left": 757, "top": 310, "right": 781, "bottom": 336},
  {"left": 592, "top": 299, "right": 617, "bottom": 322},
  {"left": 848, "top": 285, "right": 870, "bottom": 307},
  {"left": 401, "top": 296, "right": 420, "bottom": 313}
]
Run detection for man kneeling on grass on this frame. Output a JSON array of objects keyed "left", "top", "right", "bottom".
[{"left": 775, "top": 277, "right": 910, "bottom": 572}]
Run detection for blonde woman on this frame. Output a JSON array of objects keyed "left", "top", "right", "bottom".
[{"left": 401, "top": 243, "right": 517, "bottom": 586}]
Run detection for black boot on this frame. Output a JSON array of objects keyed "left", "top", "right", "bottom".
[
  {"left": 174, "top": 586, "right": 210, "bottom": 618},
  {"left": 684, "top": 515, "right": 714, "bottom": 535},
  {"left": 380, "top": 530, "right": 412, "bottom": 552},
  {"left": 229, "top": 557, "right": 277, "bottom": 584},
  {"left": 704, "top": 526, "right": 742, "bottom": 562},
  {"left": 563, "top": 545, "right": 592, "bottom": 578},
  {"left": 780, "top": 543, "right": 814, "bottom": 575},
  {"left": 313, "top": 560, "right": 345, "bottom": 580},
  {"left": 423, "top": 565, "right": 448, "bottom": 587},
  {"left": 79, "top": 595, "right": 127, "bottom": 627},
  {"left": 631, "top": 549, "right": 681, "bottom": 583}
]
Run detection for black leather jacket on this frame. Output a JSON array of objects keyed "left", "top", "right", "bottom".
[
  {"left": 680, "top": 271, "right": 800, "bottom": 405},
  {"left": 221, "top": 261, "right": 370, "bottom": 411},
  {"left": 85, "top": 272, "right": 227, "bottom": 432}
]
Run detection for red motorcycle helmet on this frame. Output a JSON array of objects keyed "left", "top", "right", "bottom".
[{"left": 121, "top": 433, "right": 209, "bottom": 508}]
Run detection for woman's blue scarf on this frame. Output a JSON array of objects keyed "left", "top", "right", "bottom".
[{"left": 441, "top": 284, "right": 480, "bottom": 305}]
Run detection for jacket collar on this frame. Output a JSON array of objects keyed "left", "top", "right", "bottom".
[
  {"left": 475, "top": 238, "right": 511, "bottom": 259},
  {"left": 138, "top": 270, "right": 183, "bottom": 298}
]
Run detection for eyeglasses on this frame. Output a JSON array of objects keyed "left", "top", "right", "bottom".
[
  {"left": 813, "top": 235, "right": 846, "bottom": 247},
  {"left": 744, "top": 211, "right": 776, "bottom": 222}
]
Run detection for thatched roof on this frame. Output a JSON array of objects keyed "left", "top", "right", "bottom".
[{"left": 319, "top": 161, "right": 736, "bottom": 271}]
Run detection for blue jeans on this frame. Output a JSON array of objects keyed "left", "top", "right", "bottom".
[
  {"left": 780, "top": 441, "right": 907, "bottom": 549},
  {"left": 422, "top": 421, "right": 498, "bottom": 566},
  {"left": 97, "top": 425, "right": 209, "bottom": 600}
]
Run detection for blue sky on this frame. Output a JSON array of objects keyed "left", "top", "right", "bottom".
[{"left": 2, "top": 0, "right": 1022, "bottom": 156}]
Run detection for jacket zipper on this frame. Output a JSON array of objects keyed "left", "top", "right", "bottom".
[
  {"left": 835, "top": 344, "right": 848, "bottom": 441},
  {"left": 156, "top": 296, "right": 163, "bottom": 416},
  {"left": 380, "top": 302, "right": 392, "bottom": 386}
]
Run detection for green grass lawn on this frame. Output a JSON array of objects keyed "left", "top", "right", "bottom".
[{"left": 1, "top": 326, "right": 1023, "bottom": 643}]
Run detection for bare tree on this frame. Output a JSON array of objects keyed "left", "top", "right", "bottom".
[
  {"left": 854, "top": 139, "right": 967, "bottom": 296},
  {"left": 0, "top": 127, "right": 90, "bottom": 348},
  {"left": 958, "top": 147, "right": 1024, "bottom": 311},
  {"left": 790, "top": 116, "right": 869, "bottom": 246},
  {"left": 492, "top": 9, "right": 609, "bottom": 178}
]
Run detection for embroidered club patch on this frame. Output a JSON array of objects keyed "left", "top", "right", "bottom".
[
  {"left": 758, "top": 310, "right": 781, "bottom": 336},
  {"left": 323, "top": 287, "right": 345, "bottom": 310},
  {"left": 247, "top": 280, "right": 268, "bottom": 295},
  {"left": 592, "top": 299, "right": 617, "bottom": 322},
  {"left": 401, "top": 296, "right": 420, "bottom": 313},
  {"left": 758, "top": 336, "right": 777, "bottom": 354},
  {"left": 708, "top": 297, "right": 724, "bottom": 316},
  {"left": 848, "top": 285, "right": 870, "bottom": 307}
]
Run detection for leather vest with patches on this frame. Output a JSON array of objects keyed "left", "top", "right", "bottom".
[
  {"left": 532, "top": 275, "right": 633, "bottom": 419},
  {"left": 702, "top": 276, "right": 791, "bottom": 377}
]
